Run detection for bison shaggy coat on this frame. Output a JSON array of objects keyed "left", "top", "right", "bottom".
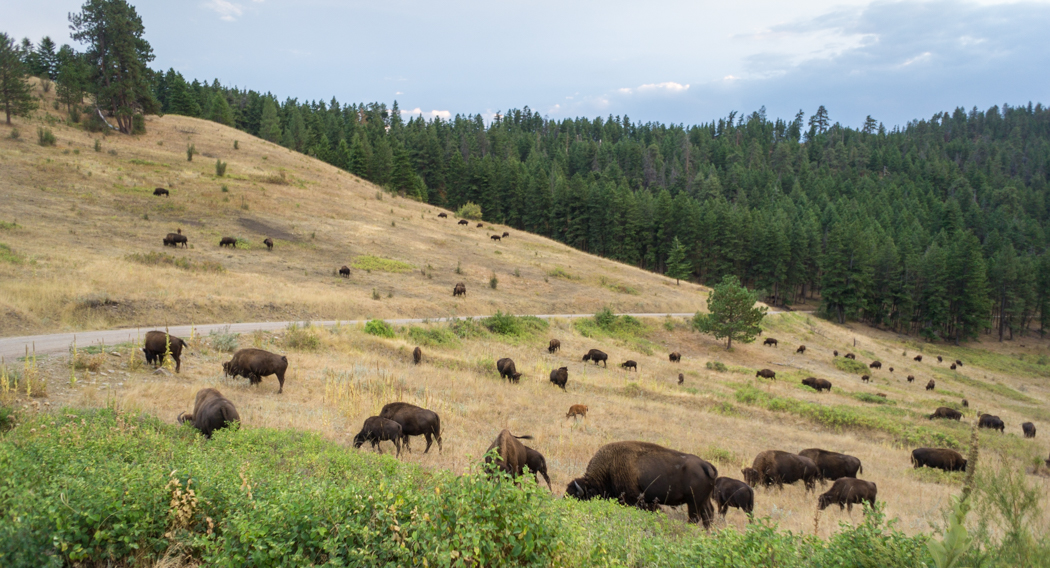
[
  {"left": 798, "top": 448, "right": 862, "bottom": 483},
  {"left": 339, "top": 266, "right": 350, "bottom": 278},
  {"left": 438, "top": 212, "right": 448, "bottom": 218},
  {"left": 802, "top": 377, "right": 832, "bottom": 392},
  {"left": 153, "top": 187, "right": 169, "bottom": 196},
  {"left": 223, "top": 348, "right": 289, "bottom": 393},
  {"left": 914, "top": 355, "right": 923, "bottom": 362},
  {"left": 756, "top": 369, "right": 776, "bottom": 380},
  {"left": 1022, "top": 422, "right": 1036, "bottom": 438},
  {"left": 907, "top": 375, "right": 915, "bottom": 383},
  {"left": 143, "top": 331, "right": 187, "bottom": 373},
  {"left": 548, "top": 339, "right": 561, "bottom": 353},
  {"left": 620, "top": 360, "right": 638, "bottom": 371},
  {"left": 178, "top": 388, "right": 239, "bottom": 439},
  {"left": 912, "top": 448, "right": 966, "bottom": 472},
  {"left": 566, "top": 441, "right": 718, "bottom": 527},
  {"left": 861, "top": 375, "right": 871, "bottom": 383},
  {"left": 353, "top": 416, "right": 403, "bottom": 456},
  {"left": 743, "top": 450, "right": 819, "bottom": 491},
  {"left": 712, "top": 477, "right": 754, "bottom": 519},
  {"left": 490, "top": 235, "right": 501, "bottom": 241},
  {"left": 869, "top": 361, "right": 882, "bottom": 369},
  {"left": 219, "top": 237, "right": 237, "bottom": 248},
  {"left": 796, "top": 345, "right": 806, "bottom": 354},
  {"left": 550, "top": 367, "right": 568, "bottom": 390},
  {"left": 453, "top": 282, "right": 466, "bottom": 296},
  {"left": 763, "top": 338, "right": 779, "bottom": 347},
  {"left": 264, "top": 238, "right": 273, "bottom": 251},
  {"left": 496, "top": 357, "right": 522, "bottom": 382},
  {"left": 413, "top": 346, "right": 422, "bottom": 365},
  {"left": 978, "top": 414, "right": 1005, "bottom": 433},
  {"left": 582, "top": 349, "right": 608, "bottom": 367},
  {"left": 929, "top": 407, "right": 963, "bottom": 420},
  {"left": 669, "top": 352, "right": 681, "bottom": 363},
  {"left": 818, "top": 478, "right": 877, "bottom": 512},
  {"left": 926, "top": 380, "right": 935, "bottom": 391},
  {"left": 379, "top": 402, "right": 442, "bottom": 453},
  {"left": 458, "top": 219, "right": 468, "bottom": 225}
]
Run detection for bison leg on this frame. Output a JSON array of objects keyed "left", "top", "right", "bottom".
[
  {"left": 394, "top": 437, "right": 401, "bottom": 458},
  {"left": 423, "top": 433, "right": 433, "bottom": 454},
  {"left": 275, "top": 370, "right": 285, "bottom": 394},
  {"left": 401, "top": 435, "right": 413, "bottom": 453},
  {"left": 173, "top": 353, "right": 181, "bottom": 373}
]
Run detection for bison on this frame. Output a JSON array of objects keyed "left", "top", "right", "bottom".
[
  {"left": 669, "top": 352, "right": 681, "bottom": 363},
  {"left": 490, "top": 235, "right": 501, "bottom": 241},
  {"left": 413, "top": 346, "right": 422, "bottom": 365},
  {"left": 844, "top": 353, "right": 856, "bottom": 360},
  {"left": 524, "top": 446, "right": 552, "bottom": 491},
  {"left": 861, "top": 375, "right": 870, "bottom": 383},
  {"left": 165, "top": 232, "right": 188, "bottom": 247},
  {"left": 962, "top": 399, "right": 969, "bottom": 407},
  {"left": 264, "top": 238, "right": 273, "bottom": 251},
  {"left": 620, "top": 360, "right": 638, "bottom": 372},
  {"left": 742, "top": 450, "right": 819, "bottom": 491},
  {"left": 153, "top": 187, "right": 169, "bottom": 197},
  {"left": 869, "top": 361, "right": 882, "bottom": 370},
  {"left": 950, "top": 364, "right": 957, "bottom": 370},
  {"left": 1022, "top": 422, "right": 1036, "bottom": 438},
  {"left": 763, "top": 338, "right": 779, "bottom": 347},
  {"left": 502, "top": 232, "right": 509, "bottom": 238},
  {"left": 582, "top": 349, "right": 608, "bottom": 367},
  {"left": 937, "top": 356, "right": 943, "bottom": 363},
  {"left": 798, "top": 448, "right": 862, "bottom": 482},
  {"left": 143, "top": 330, "right": 187, "bottom": 373},
  {"left": 223, "top": 348, "right": 288, "bottom": 393},
  {"left": 818, "top": 478, "right": 877, "bottom": 513},
  {"left": 379, "top": 402, "right": 443, "bottom": 454},
  {"left": 955, "top": 359, "right": 963, "bottom": 367},
  {"left": 978, "top": 414, "right": 1005, "bottom": 433},
  {"left": 476, "top": 222, "right": 484, "bottom": 228},
  {"left": 926, "top": 379, "right": 935, "bottom": 391},
  {"left": 678, "top": 373, "right": 684, "bottom": 385},
  {"left": 712, "top": 477, "right": 754, "bottom": 520},
  {"left": 458, "top": 219, "right": 469, "bottom": 225},
  {"left": 834, "top": 350, "right": 839, "bottom": 357},
  {"left": 339, "top": 266, "right": 350, "bottom": 278},
  {"left": 796, "top": 345, "right": 806, "bottom": 354},
  {"left": 550, "top": 367, "right": 568, "bottom": 390},
  {"left": 914, "top": 355, "right": 922, "bottom": 362},
  {"left": 566, "top": 404, "right": 588, "bottom": 420},
  {"left": 889, "top": 367, "right": 894, "bottom": 373},
  {"left": 219, "top": 237, "right": 237, "bottom": 248},
  {"left": 496, "top": 357, "right": 522, "bottom": 382},
  {"left": 438, "top": 212, "right": 448, "bottom": 218},
  {"left": 177, "top": 388, "right": 239, "bottom": 439},
  {"left": 566, "top": 441, "right": 718, "bottom": 527},
  {"left": 912, "top": 448, "right": 966, "bottom": 472},
  {"left": 907, "top": 375, "right": 915, "bottom": 383},
  {"left": 548, "top": 339, "right": 561, "bottom": 353},
  {"left": 802, "top": 377, "right": 832, "bottom": 392},
  {"left": 453, "top": 282, "right": 466, "bottom": 296},
  {"left": 484, "top": 429, "right": 532, "bottom": 481},
  {"left": 756, "top": 369, "right": 776, "bottom": 380},
  {"left": 353, "top": 416, "right": 403, "bottom": 456},
  {"left": 929, "top": 407, "right": 962, "bottom": 420}
]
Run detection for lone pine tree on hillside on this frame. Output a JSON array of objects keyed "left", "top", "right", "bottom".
[
  {"left": 692, "top": 275, "right": 767, "bottom": 350},
  {"left": 0, "top": 33, "right": 38, "bottom": 125}
]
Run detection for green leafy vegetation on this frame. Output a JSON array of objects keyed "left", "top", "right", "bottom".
[
  {"left": 363, "top": 319, "right": 395, "bottom": 338},
  {"left": 693, "top": 275, "right": 767, "bottom": 349},
  {"left": 352, "top": 255, "right": 413, "bottom": 273},
  {"left": 407, "top": 326, "right": 458, "bottom": 347},
  {"left": 125, "top": 251, "right": 225, "bottom": 273},
  {"left": 834, "top": 357, "right": 870, "bottom": 374},
  {"left": 282, "top": 323, "right": 320, "bottom": 351},
  {"left": 547, "top": 266, "right": 579, "bottom": 280},
  {"left": 705, "top": 361, "right": 728, "bottom": 372},
  {"left": 482, "top": 311, "right": 548, "bottom": 338},
  {"left": 0, "top": 243, "right": 22, "bottom": 264},
  {"left": 456, "top": 201, "right": 482, "bottom": 220}
]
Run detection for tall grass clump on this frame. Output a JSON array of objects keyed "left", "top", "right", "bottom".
[
  {"left": 834, "top": 357, "right": 870, "bottom": 374},
  {"left": 283, "top": 323, "right": 320, "bottom": 351},
  {"left": 37, "top": 127, "right": 57, "bottom": 146},
  {"left": 215, "top": 159, "right": 227, "bottom": 177}
]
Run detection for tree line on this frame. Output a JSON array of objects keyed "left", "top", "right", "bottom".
[{"left": 3, "top": 0, "right": 1050, "bottom": 344}]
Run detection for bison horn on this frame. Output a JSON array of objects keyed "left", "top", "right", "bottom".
[
  {"left": 573, "top": 480, "right": 583, "bottom": 495},
  {"left": 177, "top": 411, "right": 186, "bottom": 424}
]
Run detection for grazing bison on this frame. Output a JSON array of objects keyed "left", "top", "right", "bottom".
[
  {"left": 929, "top": 407, "right": 963, "bottom": 420},
  {"left": 669, "top": 352, "right": 681, "bottom": 363},
  {"left": 861, "top": 375, "right": 870, "bottom": 383},
  {"left": 566, "top": 441, "right": 718, "bottom": 527},
  {"left": 798, "top": 448, "right": 862, "bottom": 482},
  {"left": 484, "top": 429, "right": 532, "bottom": 480},
  {"left": 818, "top": 478, "right": 877, "bottom": 513},
  {"left": 756, "top": 369, "right": 776, "bottom": 380},
  {"left": 582, "top": 349, "right": 608, "bottom": 367},
  {"left": 524, "top": 446, "right": 552, "bottom": 491},
  {"left": 496, "top": 357, "right": 522, "bottom": 382},
  {"left": 458, "top": 219, "right": 468, "bottom": 225},
  {"left": 353, "top": 416, "right": 403, "bottom": 456},
  {"left": 802, "top": 377, "right": 832, "bottom": 392},
  {"left": 476, "top": 223, "right": 484, "bottom": 228},
  {"left": 413, "top": 346, "right": 422, "bottom": 365},
  {"left": 955, "top": 359, "right": 963, "bottom": 367},
  {"left": 742, "top": 450, "right": 819, "bottom": 491},
  {"left": 712, "top": 477, "right": 754, "bottom": 519},
  {"left": 914, "top": 355, "right": 923, "bottom": 362},
  {"left": 912, "top": 448, "right": 966, "bottom": 472},
  {"left": 962, "top": 399, "right": 969, "bottom": 407},
  {"left": 889, "top": 367, "right": 894, "bottom": 373},
  {"left": 950, "top": 364, "right": 957, "bottom": 370},
  {"left": 438, "top": 212, "right": 448, "bottom": 218},
  {"left": 153, "top": 187, "right": 169, "bottom": 197},
  {"left": 566, "top": 404, "right": 588, "bottom": 420},
  {"left": 219, "top": 237, "right": 237, "bottom": 248},
  {"left": 502, "top": 232, "right": 509, "bottom": 238},
  {"left": 937, "top": 356, "right": 943, "bottom": 363},
  {"left": 620, "top": 360, "right": 638, "bottom": 372},
  {"left": 380, "top": 402, "right": 442, "bottom": 453},
  {"left": 978, "top": 414, "right": 1005, "bottom": 433},
  {"left": 869, "top": 361, "right": 882, "bottom": 370},
  {"left": 339, "top": 266, "right": 350, "bottom": 278},
  {"left": 796, "top": 345, "right": 806, "bottom": 354},
  {"left": 763, "top": 338, "right": 779, "bottom": 347},
  {"left": 926, "top": 379, "right": 935, "bottom": 391},
  {"left": 678, "top": 373, "right": 684, "bottom": 385},
  {"left": 490, "top": 235, "right": 501, "bottom": 241},
  {"left": 177, "top": 388, "right": 239, "bottom": 439},
  {"left": 907, "top": 375, "right": 915, "bottom": 383},
  {"left": 143, "top": 330, "right": 187, "bottom": 373},
  {"left": 834, "top": 350, "right": 839, "bottom": 356},
  {"left": 264, "top": 238, "right": 273, "bottom": 251},
  {"left": 548, "top": 339, "right": 561, "bottom": 353},
  {"left": 550, "top": 367, "right": 568, "bottom": 389},
  {"left": 453, "top": 282, "right": 466, "bottom": 296},
  {"left": 164, "top": 232, "right": 188, "bottom": 247},
  {"left": 844, "top": 353, "right": 856, "bottom": 360},
  {"left": 875, "top": 392, "right": 887, "bottom": 398},
  {"left": 1022, "top": 422, "right": 1036, "bottom": 438},
  {"left": 223, "top": 348, "right": 289, "bottom": 393}
]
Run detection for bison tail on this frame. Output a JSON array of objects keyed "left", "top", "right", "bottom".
[
  {"left": 281, "top": 356, "right": 288, "bottom": 362},
  {"left": 514, "top": 434, "right": 534, "bottom": 440}
]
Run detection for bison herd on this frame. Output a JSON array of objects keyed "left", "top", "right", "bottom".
[{"left": 158, "top": 227, "right": 275, "bottom": 252}]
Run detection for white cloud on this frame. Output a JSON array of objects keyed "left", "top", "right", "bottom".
[
  {"left": 637, "top": 81, "right": 690, "bottom": 92},
  {"left": 900, "top": 51, "right": 932, "bottom": 67},
  {"left": 204, "top": 0, "right": 244, "bottom": 21},
  {"left": 617, "top": 87, "right": 633, "bottom": 94},
  {"left": 405, "top": 108, "right": 451, "bottom": 120}
]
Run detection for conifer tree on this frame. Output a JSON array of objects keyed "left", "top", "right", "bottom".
[
  {"left": 55, "top": 45, "right": 89, "bottom": 114},
  {"left": 258, "top": 96, "right": 281, "bottom": 142},
  {"left": 665, "top": 237, "right": 692, "bottom": 284},
  {"left": 692, "top": 274, "right": 767, "bottom": 349},
  {"left": 0, "top": 33, "right": 38, "bottom": 124},
  {"left": 209, "top": 90, "right": 233, "bottom": 126},
  {"left": 35, "top": 37, "right": 58, "bottom": 79}
]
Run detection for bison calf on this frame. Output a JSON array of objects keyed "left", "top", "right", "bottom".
[
  {"left": 143, "top": 330, "right": 187, "bottom": 373},
  {"left": 353, "top": 416, "right": 403, "bottom": 456},
  {"left": 582, "top": 349, "right": 608, "bottom": 367},
  {"left": 496, "top": 357, "right": 522, "bottom": 382},
  {"left": 802, "top": 377, "right": 832, "bottom": 392},
  {"left": 620, "top": 360, "right": 638, "bottom": 371},
  {"left": 548, "top": 339, "right": 561, "bottom": 353},
  {"left": 566, "top": 404, "right": 588, "bottom": 420},
  {"left": 223, "top": 348, "right": 289, "bottom": 393},
  {"left": 712, "top": 477, "right": 754, "bottom": 520},
  {"left": 550, "top": 367, "right": 568, "bottom": 390},
  {"left": 818, "top": 478, "right": 877, "bottom": 513},
  {"left": 178, "top": 388, "right": 239, "bottom": 439}
]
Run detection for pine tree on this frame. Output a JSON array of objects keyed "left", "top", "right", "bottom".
[
  {"left": 0, "top": 33, "right": 38, "bottom": 124},
  {"left": 692, "top": 274, "right": 767, "bottom": 349},
  {"left": 209, "top": 90, "right": 233, "bottom": 126},
  {"left": 258, "top": 96, "right": 281, "bottom": 142},
  {"left": 348, "top": 132, "right": 372, "bottom": 178},
  {"left": 370, "top": 135, "right": 394, "bottom": 186},
  {"left": 665, "top": 237, "right": 692, "bottom": 284},
  {"left": 166, "top": 72, "right": 200, "bottom": 116},
  {"left": 35, "top": 37, "right": 58, "bottom": 79},
  {"left": 55, "top": 45, "right": 89, "bottom": 114}
]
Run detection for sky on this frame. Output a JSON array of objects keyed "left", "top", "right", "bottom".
[{"left": 5, "top": 0, "right": 1050, "bottom": 129}]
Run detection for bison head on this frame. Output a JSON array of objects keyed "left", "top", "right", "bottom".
[
  {"left": 565, "top": 478, "right": 597, "bottom": 500},
  {"left": 741, "top": 467, "right": 760, "bottom": 487},
  {"left": 352, "top": 433, "right": 366, "bottom": 449},
  {"left": 817, "top": 492, "right": 833, "bottom": 511}
]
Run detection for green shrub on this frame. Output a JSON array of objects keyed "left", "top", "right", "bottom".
[
  {"left": 448, "top": 318, "right": 485, "bottom": 339},
  {"left": 364, "top": 319, "right": 395, "bottom": 338},
  {"left": 834, "top": 357, "right": 870, "bottom": 374},
  {"left": 853, "top": 392, "right": 894, "bottom": 405},
  {"left": 408, "top": 326, "right": 458, "bottom": 347},
  {"left": 131, "top": 113, "right": 145, "bottom": 134},
  {"left": 489, "top": 273, "right": 499, "bottom": 289},
  {"left": 208, "top": 325, "right": 239, "bottom": 352},
  {"left": 352, "top": 255, "right": 413, "bottom": 273},
  {"left": 93, "top": 139, "right": 101, "bottom": 152},
  {"left": 283, "top": 323, "right": 320, "bottom": 351},
  {"left": 187, "top": 144, "right": 196, "bottom": 161},
  {"left": 0, "top": 243, "right": 22, "bottom": 264},
  {"left": 215, "top": 158, "right": 227, "bottom": 177},
  {"left": 482, "top": 311, "right": 548, "bottom": 338},
  {"left": 706, "top": 361, "right": 728, "bottom": 372},
  {"left": 36, "top": 127, "right": 56, "bottom": 146},
  {"left": 8, "top": 128, "right": 19, "bottom": 140},
  {"left": 0, "top": 406, "right": 15, "bottom": 433},
  {"left": 456, "top": 201, "right": 482, "bottom": 220}
]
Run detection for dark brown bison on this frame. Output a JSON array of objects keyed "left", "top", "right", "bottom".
[
  {"left": 818, "top": 478, "right": 877, "bottom": 512},
  {"left": 907, "top": 375, "right": 915, "bottom": 383},
  {"left": 476, "top": 222, "right": 484, "bottom": 228},
  {"left": 484, "top": 429, "right": 532, "bottom": 481},
  {"left": 955, "top": 359, "right": 963, "bottom": 367},
  {"left": 712, "top": 477, "right": 754, "bottom": 519},
  {"left": 550, "top": 367, "right": 568, "bottom": 389},
  {"left": 763, "top": 338, "right": 779, "bottom": 347},
  {"left": 219, "top": 237, "right": 237, "bottom": 248},
  {"left": 523, "top": 446, "right": 552, "bottom": 491},
  {"left": 742, "top": 450, "right": 819, "bottom": 491},
  {"left": 496, "top": 357, "right": 522, "bottom": 382},
  {"left": 802, "top": 377, "right": 832, "bottom": 392},
  {"left": 962, "top": 399, "right": 969, "bottom": 407},
  {"left": 620, "top": 360, "right": 638, "bottom": 372},
  {"left": 453, "top": 282, "right": 466, "bottom": 296},
  {"left": 978, "top": 414, "right": 1005, "bottom": 433},
  {"left": 669, "top": 352, "right": 681, "bottom": 363},
  {"left": 678, "top": 373, "right": 684, "bottom": 385},
  {"left": 1022, "top": 422, "right": 1036, "bottom": 438},
  {"left": 379, "top": 402, "right": 442, "bottom": 453},
  {"left": 153, "top": 187, "right": 169, "bottom": 196},
  {"left": 438, "top": 212, "right": 448, "bottom": 218},
  {"left": 798, "top": 448, "right": 862, "bottom": 482},
  {"left": 490, "top": 235, "right": 501, "bottom": 241},
  {"left": 926, "top": 379, "right": 935, "bottom": 391},
  {"left": 929, "top": 407, "right": 962, "bottom": 420},
  {"left": 861, "top": 375, "right": 870, "bottom": 383},
  {"left": 875, "top": 392, "right": 887, "bottom": 398},
  {"left": 413, "top": 346, "right": 422, "bottom": 365},
  {"left": 566, "top": 404, "right": 588, "bottom": 420},
  {"left": 548, "top": 339, "right": 561, "bottom": 353},
  {"left": 353, "top": 416, "right": 403, "bottom": 456},
  {"left": 566, "top": 441, "right": 718, "bottom": 527},
  {"left": 264, "top": 238, "right": 273, "bottom": 251},
  {"left": 339, "top": 266, "right": 350, "bottom": 278},
  {"left": 582, "top": 349, "right": 608, "bottom": 367},
  {"left": 844, "top": 353, "right": 856, "bottom": 360},
  {"left": 912, "top": 448, "right": 966, "bottom": 472},
  {"left": 164, "top": 232, "right": 188, "bottom": 247},
  {"left": 223, "top": 348, "right": 288, "bottom": 393},
  {"left": 756, "top": 369, "right": 776, "bottom": 380},
  {"left": 502, "top": 232, "right": 509, "bottom": 238},
  {"left": 914, "top": 355, "right": 923, "bottom": 362},
  {"left": 143, "top": 330, "right": 187, "bottom": 373},
  {"left": 869, "top": 361, "right": 882, "bottom": 370},
  {"left": 937, "top": 356, "right": 943, "bottom": 363},
  {"left": 889, "top": 367, "right": 894, "bottom": 373},
  {"left": 796, "top": 345, "right": 806, "bottom": 354},
  {"left": 458, "top": 219, "right": 468, "bottom": 225},
  {"left": 177, "top": 388, "right": 239, "bottom": 439},
  {"left": 833, "top": 350, "right": 839, "bottom": 356},
  {"left": 950, "top": 363, "right": 957, "bottom": 370}
]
